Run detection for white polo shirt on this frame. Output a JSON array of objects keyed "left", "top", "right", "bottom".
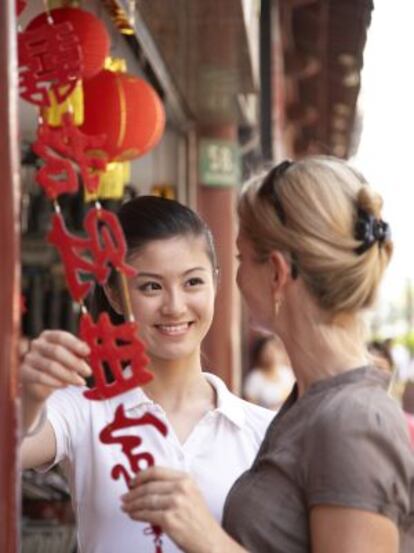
[{"left": 45, "top": 372, "right": 274, "bottom": 553}]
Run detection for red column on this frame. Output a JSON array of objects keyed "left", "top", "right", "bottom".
[
  {"left": 197, "top": 125, "right": 241, "bottom": 393},
  {"left": 0, "top": 1, "right": 21, "bottom": 551}
]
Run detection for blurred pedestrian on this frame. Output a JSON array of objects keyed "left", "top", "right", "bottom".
[
  {"left": 368, "top": 339, "right": 394, "bottom": 372},
  {"left": 244, "top": 335, "right": 294, "bottom": 410}
]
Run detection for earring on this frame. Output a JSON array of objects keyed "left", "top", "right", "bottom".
[{"left": 273, "top": 296, "right": 283, "bottom": 318}]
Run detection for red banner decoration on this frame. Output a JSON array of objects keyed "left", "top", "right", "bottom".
[
  {"left": 34, "top": 148, "right": 79, "bottom": 199},
  {"left": 48, "top": 208, "right": 136, "bottom": 302},
  {"left": 33, "top": 113, "right": 107, "bottom": 198},
  {"left": 18, "top": 22, "right": 83, "bottom": 106},
  {"left": 100, "top": 404, "right": 168, "bottom": 481},
  {"left": 100, "top": 404, "right": 167, "bottom": 552},
  {"left": 79, "top": 313, "right": 153, "bottom": 400}
]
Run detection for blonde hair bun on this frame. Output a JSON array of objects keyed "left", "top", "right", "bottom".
[{"left": 238, "top": 155, "right": 393, "bottom": 315}]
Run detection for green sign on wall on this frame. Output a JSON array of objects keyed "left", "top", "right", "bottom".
[{"left": 199, "top": 139, "right": 240, "bottom": 187}]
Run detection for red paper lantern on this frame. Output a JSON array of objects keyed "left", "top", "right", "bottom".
[
  {"left": 26, "top": 7, "right": 110, "bottom": 79},
  {"left": 18, "top": 21, "right": 83, "bottom": 106},
  {"left": 80, "top": 69, "right": 166, "bottom": 161}
]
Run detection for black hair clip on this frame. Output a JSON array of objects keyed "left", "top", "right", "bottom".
[
  {"left": 354, "top": 208, "right": 391, "bottom": 255},
  {"left": 258, "top": 160, "right": 293, "bottom": 224}
]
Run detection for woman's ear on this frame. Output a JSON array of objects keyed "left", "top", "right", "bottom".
[
  {"left": 268, "top": 251, "right": 290, "bottom": 296},
  {"left": 103, "top": 284, "right": 123, "bottom": 315}
]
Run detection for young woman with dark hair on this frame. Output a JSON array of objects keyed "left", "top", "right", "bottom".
[{"left": 20, "top": 196, "right": 274, "bottom": 553}]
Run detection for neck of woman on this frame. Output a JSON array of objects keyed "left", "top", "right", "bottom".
[
  {"left": 278, "top": 300, "right": 370, "bottom": 397},
  {"left": 142, "top": 353, "right": 216, "bottom": 413}
]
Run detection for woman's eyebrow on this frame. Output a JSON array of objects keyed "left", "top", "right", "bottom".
[
  {"left": 134, "top": 267, "right": 208, "bottom": 280},
  {"left": 134, "top": 272, "right": 163, "bottom": 279},
  {"left": 183, "top": 267, "right": 208, "bottom": 275}
]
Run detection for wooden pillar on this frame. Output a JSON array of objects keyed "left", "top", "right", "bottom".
[
  {"left": 197, "top": 125, "right": 241, "bottom": 394},
  {"left": 0, "top": 0, "right": 21, "bottom": 551}
]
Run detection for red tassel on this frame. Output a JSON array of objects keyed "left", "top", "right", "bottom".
[{"left": 154, "top": 535, "right": 164, "bottom": 553}]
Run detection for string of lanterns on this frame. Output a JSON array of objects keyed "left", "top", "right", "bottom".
[{"left": 17, "top": 3, "right": 168, "bottom": 552}]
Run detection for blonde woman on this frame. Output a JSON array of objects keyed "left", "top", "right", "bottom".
[{"left": 122, "top": 157, "right": 414, "bottom": 553}]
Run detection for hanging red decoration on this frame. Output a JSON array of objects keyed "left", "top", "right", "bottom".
[
  {"left": 26, "top": 7, "right": 110, "bottom": 80},
  {"left": 18, "top": 22, "right": 83, "bottom": 107},
  {"left": 99, "top": 404, "right": 168, "bottom": 553},
  {"left": 34, "top": 149, "right": 79, "bottom": 200},
  {"left": 16, "top": 0, "right": 27, "bottom": 16},
  {"left": 100, "top": 404, "right": 168, "bottom": 480},
  {"left": 33, "top": 113, "right": 107, "bottom": 196},
  {"left": 79, "top": 313, "right": 154, "bottom": 400},
  {"left": 48, "top": 208, "right": 136, "bottom": 302},
  {"left": 100, "top": 403, "right": 167, "bottom": 552},
  {"left": 80, "top": 69, "right": 166, "bottom": 161}
]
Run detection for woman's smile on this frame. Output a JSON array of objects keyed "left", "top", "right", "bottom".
[{"left": 154, "top": 321, "right": 195, "bottom": 337}]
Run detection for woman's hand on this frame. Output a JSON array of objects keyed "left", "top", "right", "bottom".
[
  {"left": 121, "top": 467, "right": 245, "bottom": 553},
  {"left": 21, "top": 330, "right": 91, "bottom": 404},
  {"left": 21, "top": 330, "right": 92, "bottom": 468}
]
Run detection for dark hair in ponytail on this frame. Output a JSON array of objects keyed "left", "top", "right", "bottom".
[{"left": 89, "top": 195, "right": 218, "bottom": 322}]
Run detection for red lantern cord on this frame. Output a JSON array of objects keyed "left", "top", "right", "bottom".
[
  {"left": 18, "top": 22, "right": 83, "bottom": 107},
  {"left": 80, "top": 313, "right": 154, "bottom": 400},
  {"left": 33, "top": 113, "right": 107, "bottom": 197},
  {"left": 48, "top": 208, "right": 136, "bottom": 302}
]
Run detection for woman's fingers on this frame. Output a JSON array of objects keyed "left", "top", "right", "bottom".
[
  {"left": 24, "top": 350, "right": 87, "bottom": 386},
  {"left": 39, "top": 330, "right": 90, "bottom": 357},
  {"left": 122, "top": 470, "right": 188, "bottom": 517},
  {"left": 124, "top": 479, "right": 178, "bottom": 499},
  {"left": 21, "top": 363, "right": 66, "bottom": 389},
  {"left": 122, "top": 470, "right": 196, "bottom": 521},
  {"left": 122, "top": 480, "right": 179, "bottom": 515},
  {"left": 22, "top": 330, "right": 92, "bottom": 391},
  {"left": 126, "top": 507, "right": 166, "bottom": 526},
  {"left": 31, "top": 338, "right": 91, "bottom": 378},
  {"left": 122, "top": 491, "right": 175, "bottom": 513},
  {"left": 129, "top": 466, "right": 185, "bottom": 488}
]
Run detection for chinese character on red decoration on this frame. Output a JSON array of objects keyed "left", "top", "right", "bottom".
[
  {"left": 48, "top": 208, "right": 136, "bottom": 301},
  {"left": 18, "top": 22, "right": 83, "bottom": 106},
  {"left": 100, "top": 404, "right": 168, "bottom": 483},
  {"left": 79, "top": 312, "right": 154, "bottom": 400},
  {"left": 100, "top": 405, "right": 167, "bottom": 552},
  {"left": 33, "top": 113, "right": 107, "bottom": 198}
]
